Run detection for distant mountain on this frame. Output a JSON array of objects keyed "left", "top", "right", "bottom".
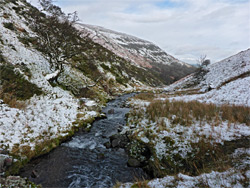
[{"left": 75, "top": 24, "right": 196, "bottom": 85}]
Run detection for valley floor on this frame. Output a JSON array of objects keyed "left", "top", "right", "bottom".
[{"left": 118, "top": 91, "right": 250, "bottom": 188}]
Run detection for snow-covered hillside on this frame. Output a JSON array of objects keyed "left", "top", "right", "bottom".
[
  {"left": 117, "top": 50, "right": 250, "bottom": 188},
  {"left": 200, "top": 49, "right": 250, "bottom": 89},
  {"left": 0, "top": 0, "right": 160, "bottom": 162},
  {"left": 166, "top": 49, "right": 250, "bottom": 106},
  {"left": 75, "top": 23, "right": 196, "bottom": 84},
  {"left": 0, "top": 0, "right": 100, "bottom": 155}
]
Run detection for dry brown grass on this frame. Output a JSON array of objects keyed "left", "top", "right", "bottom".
[
  {"left": 133, "top": 93, "right": 155, "bottom": 101},
  {"left": 146, "top": 99, "right": 250, "bottom": 126},
  {"left": 131, "top": 177, "right": 150, "bottom": 188},
  {"left": 0, "top": 89, "right": 26, "bottom": 109},
  {"left": 113, "top": 178, "right": 149, "bottom": 188},
  {"left": 167, "top": 89, "right": 203, "bottom": 97}
]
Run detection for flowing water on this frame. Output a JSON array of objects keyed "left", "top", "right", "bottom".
[{"left": 20, "top": 93, "right": 148, "bottom": 188}]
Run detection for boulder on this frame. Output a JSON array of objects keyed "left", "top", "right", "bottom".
[
  {"left": 110, "top": 134, "right": 129, "bottom": 148},
  {"left": 0, "top": 155, "right": 12, "bottom": 173},
  {"left": 111, "top": 139, "right": 120, "bottom": 148},
  {"left": 117, "top": 124, "right": 123, "bottom": 132}
]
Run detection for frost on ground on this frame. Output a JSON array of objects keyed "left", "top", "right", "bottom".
[
  {"left": 120, "top": 148, "right": 250, "bottom": 188},
  {"left": 164, "top": 49, "right": 250, "bottom": 107},
  {"left": 171, "top": 76, "right": 250, "bottom": 107},
  {"left": 123, "top": 49, "right": 250, "bottom": 187},
  {"left": 119, "top": 92, "right": 250, "bottom": 187},
  {"left": 0, "top": 0, "right": 156, "bottom": 163},
  {"left": 0, "top": 1, "right": 100, "bottom": 158}
]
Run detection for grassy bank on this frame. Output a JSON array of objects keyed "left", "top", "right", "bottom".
[{"left": 123, "top": 93, "right": 250, "bottom": 180}]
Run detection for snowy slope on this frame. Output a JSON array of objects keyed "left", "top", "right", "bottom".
[
  {"left": 0, "top": 0, "right": 168, "bottom": 158},
  {"left": 172, "top": 76, "right": 250, "bottom": 106},
  {"left": 75, "top": 23, "right": 196, "bottom": 84},
  {"left": 165, "top": 49, "right": 250, "bottom": 106},
  {"left": 0, "top": 0, "right": 100, "bottom": 153},
  {"left": 167, "top": 49, "right": 250, "bottom": 90},
  {"left": 76, "top": 24, "right": 191, "bottom": 67},
  {"left": 200, "top": 49, "right": 250, "bottom": 89}
]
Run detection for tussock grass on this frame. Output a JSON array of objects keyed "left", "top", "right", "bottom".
[
  {"left": 0, "top": 90, "right": 27, "bottom": 109},
  {"left": 133, "top": 93, "right": 155, "bottom": 101},
  {"left": 131, "top": 180, "right": 150, "bottom": 188},
  {"left": 146, "top": 99, "right": 250, "bottom": 126},
  {"left": 127, "top": 96, "right": 250, "bottom": 180}
]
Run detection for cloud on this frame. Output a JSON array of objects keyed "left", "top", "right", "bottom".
[{"left": 28, "top": 0, "right": 250, "bottom": 64}]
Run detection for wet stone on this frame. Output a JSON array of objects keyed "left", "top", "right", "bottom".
[
  {"left": 0, "top": 155, "right": 13, "bottom": 173},
  {"left": 19, "top": 93, "right": 148, "bottom": 187},
  {"left": 110, "top": 134, "right": 129, "bottom": 148},
  {"left": 108, "top": 109, "right": 115, "bottom": 114},
  {"left": 104, "top": 141, "right": 111, "bottom": 149},
  {"left": 112, "top": 139, "right": 120, "bottom": 148},
  {"left": 31, "top": 170, "right": 39, "bottom": 178}
]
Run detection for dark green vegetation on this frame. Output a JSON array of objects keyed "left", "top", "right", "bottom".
[
  {"left": 0, "top": 64, "right": 42, "bottom": 107},
  {"left": 3, "top": 22, "right": 15, "bottom": 30}
]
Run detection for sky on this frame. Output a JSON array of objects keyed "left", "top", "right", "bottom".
[{"left": 28, "top": 0, "right": 250, "bottom": 64}]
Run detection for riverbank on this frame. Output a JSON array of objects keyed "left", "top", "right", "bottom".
[
  {"left": 19, "top": 93, "right": 148, "bottom": 187},
  {"left": 0, "top": 88, "right": 158, "bottom": 188},
  {"left": 118, "top": 92, "right": 250, "bottom": 188}
]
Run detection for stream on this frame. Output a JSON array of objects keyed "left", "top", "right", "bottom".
[{"left": 20, "top": 93, "right": 148, "bottom": 188}]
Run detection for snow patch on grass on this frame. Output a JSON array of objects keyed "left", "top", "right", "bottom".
[
  {"left": 171, "top": 77, "right": 250, "bottom": 107},
  {"left": 0, "top": 2, "right": 100, "bottom": 155}
]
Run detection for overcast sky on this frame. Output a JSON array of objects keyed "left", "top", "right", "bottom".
[{"left": 29, "top": 0, "right": 250, "bottom": 64}]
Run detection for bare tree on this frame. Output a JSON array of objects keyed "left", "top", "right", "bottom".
[
  {"left": 197, "top": 54, "right": 207, "bottom": 67},
  {"left": 194, "top": 54, "right": 210, "bottom": 80},
  {"left": 30, "top": 0, "right": 81, "bottom": 82},
  {"left": 197, "top": 54, "right": 210, "bottom": 67}
]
